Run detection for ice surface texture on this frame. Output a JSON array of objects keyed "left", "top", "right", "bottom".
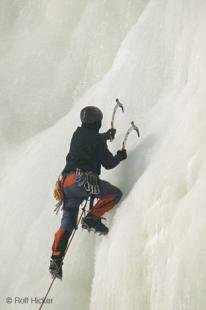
[{"left": 1, "top": 0, "right": 206, "bottom": 309}]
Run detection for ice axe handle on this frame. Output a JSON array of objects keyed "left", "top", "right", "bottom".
[
  {"left": 110, "top": 98, "right": 124, "bottom": 142},
  {"left": 110, "top": 122, "right": 114, "bottom": 142},
  {"left": 122, "top": 121, "right": 140, "bottom": 149}
]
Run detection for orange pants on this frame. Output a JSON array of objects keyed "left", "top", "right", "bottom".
[{"left": 51, "top": 172, "right": 122, "bottom": 257}]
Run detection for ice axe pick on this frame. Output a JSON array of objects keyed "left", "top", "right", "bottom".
[
  {"left": 110, "top": 98, "right": 124, "bottom": 141},
  {"left": 122, "top": 121, "right": 140, "bottom": 150}
]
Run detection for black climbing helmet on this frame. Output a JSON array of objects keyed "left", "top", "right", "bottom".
[{"left": 80, "top": 106, "right": 103, "bottom": 124}]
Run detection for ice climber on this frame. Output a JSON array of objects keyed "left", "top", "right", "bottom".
[{"left": 49, "top": 106, "right": 127, "bottom": 279}]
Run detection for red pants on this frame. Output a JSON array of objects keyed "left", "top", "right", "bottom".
[{"left": 52, "top": 172, "right": 122, "bottom": 257}]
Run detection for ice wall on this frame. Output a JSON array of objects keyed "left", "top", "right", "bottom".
[
  {"left": 0, "top": 0, "right": 147, "bottom": 144},
  {"left": 1, "top": 0, "right": 206, "bottom": 309}
]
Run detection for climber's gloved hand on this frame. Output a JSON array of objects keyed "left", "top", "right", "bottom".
[
  {"left": 116, "top": 149, "right": 127, "bottom": 161},
  {"left": 104, "top": 128, "right": 116, "bottom": 140}
]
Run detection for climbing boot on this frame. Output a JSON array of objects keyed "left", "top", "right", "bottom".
[{"left": 82, "top": 214, "right": 109, "bottom": 235}]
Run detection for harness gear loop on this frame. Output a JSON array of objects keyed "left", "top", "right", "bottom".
[
  {"left": 53, "top": 175, "right": 65, "bottom": 214},
  {"left": 84, "top": 171, "right": 100, "bottom": 195},
  {"left": 75, "top": 169, "right": 100, "bottom": 195}
]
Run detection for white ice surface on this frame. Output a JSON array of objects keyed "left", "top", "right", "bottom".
[{"left": 1, "top": 0, "right": 206, "bottom": 309}]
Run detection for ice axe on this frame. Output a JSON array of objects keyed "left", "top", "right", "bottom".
[
  {"left": 122, "top": 121, "right": 140, "bottom": 149},
  {"left": 111, "top": 98, "right": 124, "bottom": 128},
  {"left": 110, "top": 98, "right": 124, "bottom": 141}
]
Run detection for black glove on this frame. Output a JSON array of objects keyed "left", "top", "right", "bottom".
[
  {"left": 116, "top": 149, "right": 127, "bottom": 161},
  {"left": 104, "top": 128, "right": 116, "bottom": 140}
]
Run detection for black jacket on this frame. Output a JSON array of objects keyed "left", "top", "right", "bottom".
[{"left": 62, "top": 126, "right": 120, "bottom": 176}]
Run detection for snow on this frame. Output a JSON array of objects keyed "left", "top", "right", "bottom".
[{"left": 1, "top": 0, "right": 206, "bottom": 309}]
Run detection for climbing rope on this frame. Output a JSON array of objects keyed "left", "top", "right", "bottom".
[{"left": 38, "top": 198, "right": 88, "bottom": 310}]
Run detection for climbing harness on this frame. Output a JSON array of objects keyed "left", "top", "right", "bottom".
[
  {"left": 75, "top": 169, "right": 100, "bottom": 195},
  {"left": 84, "top": 172, "right": 100, "bottom": 195}
]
